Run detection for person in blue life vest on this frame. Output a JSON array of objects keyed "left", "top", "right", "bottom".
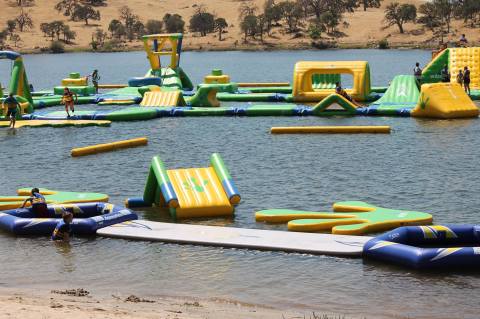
[
  {"left": 21, "top": 188, "right": 49, "bottom": 218},
  {"left": 2, "top": 93, "right": 20, "bottom": 128},
  {"left": 52, "top": 211, "right": 73, "bottom": 241}
]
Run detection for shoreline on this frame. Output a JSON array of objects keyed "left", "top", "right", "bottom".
[
  {"left": 9, "top": 41, "right": 439, "bottom": 55},
  {"left": 0, "top": 287, "right": 358, "bottom": 319}
]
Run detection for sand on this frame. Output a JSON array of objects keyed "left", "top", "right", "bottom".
[
  {"left": 0, "top": 287, "right": 329, "bottom": 319},
  {"left": 1, "top": 0, "right": 479, "bottom": 53}
]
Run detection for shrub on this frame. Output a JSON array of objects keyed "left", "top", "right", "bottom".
[
  {"left": 50, "top": 40, "right": 65, "bottom": 53},
  {"left": 378, "top": 38, "right": 389, "bottom": 49}
]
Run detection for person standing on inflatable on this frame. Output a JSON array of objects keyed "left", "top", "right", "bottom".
[
  {"left": 21, "top": 188, "right": 49, "bottom": 218},
  {"left": 463, "top": 66, "right": 471, "bottom": 95},
  {"left": 413, "top": 62, "right": 422, "bottom": 83},
  {"left": 2, "top": 93, "right": 20, "bottom": 128},
  {"left": 441, "top": 64, "right": 450, "bottom": 83},
  {"left": 62, "top": 87, "right": 78, "bottom": 118},
  {"left": 89, "top": 69, "right": 100, "bottom": 94},
  {"left": 52, "top": 211, "right": 73, "bottom": 241}
]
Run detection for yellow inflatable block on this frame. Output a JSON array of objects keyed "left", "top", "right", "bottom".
[
  {"left": 292, "top": 61, "right": 371, "bottom": 102},
  {"left": 140, "top": 91, "right": 185, "bottom": 107},
  {"left": 411, "top": 83, "right": 479, "bottom": 119},
  {"left": 449, "top": 47, "right": 480, "bottom": 90},
  {"left": 61, "top": 77, "right": 87, "bottom": 86},
  {"left": 204, "top": 74, "right": 230, "bottom": 84},
  {"left": 71, "top": 137, "right": 148, "bottom": 157},
  {"left": 270, "top": 126, "right": 391, "bottom": 134}
]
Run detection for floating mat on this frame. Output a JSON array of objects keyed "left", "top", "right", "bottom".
[
  {"left": 256, "top": 201, "right": 433, "bottom": 235},
  {"left": 271, "top": 126, "right": 390, "bottom": 134},
  {"left": 140, "top": 91, "right": 185, "bottom": 107},
  {"left": 71, "top": 137, "right": 148, "bottom": 157},
  {"left": 0, "top": 188, "right": 109, "bottom": 210},
  {"left": 0, "top": 119, "right": 111, "bottom": 128},
  {"left": 97, "top": 220, "right": 372, "bottom": 256}
]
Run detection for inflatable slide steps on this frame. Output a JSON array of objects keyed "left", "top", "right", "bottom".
[
  {"left": 127, "top": 153, "right": 241, "bottom": 219},
  {"left": 359, "top": 75, "right": 420, "bottom": 116},
  {"left": 140, "top": 90, "right": 185, "bottom": 107},
  {"left": 411, "top": 82, "right": 479, "bottom": 118},
  {"left": 98, "top": 220, "right": 372, "bottom": 257}
]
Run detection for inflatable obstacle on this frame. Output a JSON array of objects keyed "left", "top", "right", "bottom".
[
  {"left": 0, "top": 188, "right": 109, "bottom": 210},
  {"left": 127, "top": 153, "right": 241, "bottom": 219},
  {"left": 270, "top": 126, "right": 390, "bottom": 134},
  {"left": 292, "top": 61, "right": 372, "bottom": 102},
  {"left": 140, "top": 90, "right": 185, "bottom": 107},
  {"left": 411, "top": 83, "right": 479, "bottom": 119},
  {"left": 71, "top": 137, "right": 148, "bottom": 157},
  {"left": 0, "top": 202, "right": 137, "bottom": 236},
  {"left": 0, "top": 119, "right": 111, "bottom": 128},
  {"left": 98, "top": 220, "right": 372, "bottom": 256},
  {"left": 256, "top": 201, "right": 433, "bottom": 235},
  {"left": 359, "top": 75, "right": 420, "bottom": 116},
  {"left": 364, "top": 225, "right": 480, "bottom": 269},
  {"left": 311, "top": 93, "right": 357, "bottom": 116}
]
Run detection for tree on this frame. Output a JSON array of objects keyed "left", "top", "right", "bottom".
[
  {"left": 146, "top": 19, "right": 163, "bottom": 34},
  {"left": 119, "top": 5, "right": 141, "bottom": 40},
  {"left": 357, "top": 0, "right": 382, "bottom": 11},
  {"left": 11, "top": 34, "right": 21, "bottom": 47},
  {"left": 189, "top": 7, "right": 215, "bottom": 36},
  {"left": 15, "top": 10, "right": 34, "bottom": 32},
  {"left": 214, "top": 17, "right": 228, "bottom": 41},
  {"left": 418, "top": 2, "right": 442, "bottom": 31},
  {"left": 240, "top": 14, "right": 257, "bottom": 41},
  {"left": 93, "top": 28, "right": 107, "bottom": 46},
  {"left": 278, "top": 1, "right": 303, "bottom": 33},
  {"left": 62, "top": 25, "right": 76, "bottom": 43},
  {"left": 51, "top": 21, "right": 66, "bottom": 40},
  {"left": 15, "top": 0, "right": 35, "bottom": 7},
  {"left": 163, "top": 14, "right": 185, "bottom": 33},
  {"left": 306, "top": 0, "right": 356, "bottom": 19},
  {"left": 308, "top": 18, "right": 326, "bottom": 39},
  {"left": 40, "top": 22, "right": 54, "bottom": 39},
  {"left": 54, "top": 0, "right": 80, "bottom": 19},
  {"left": 320, "top": 10, "right": 343, "bottom": 34},
  {"left": 6, "top": 20, "right": 16, "bottom": 39},
  {"left": 108, "top": 19, "right": 124, "bottom": 38},
  {"left": 454, "top": 0, "right": 480, "bottom": 27},
  {"left": 84, "top": 0, "right": 107, "bottom": 6},
  {"left": 256, "top": 14, "right": 267, "bottom": 42},
  {"left": 72, "top": 4, "right": 100, "bottom": 25},
  {"left": 384, "top": 2, "right": 416, "bottom": 34},
  {"left": 264, "top": 0, "right": 283, "bottom": 33}
]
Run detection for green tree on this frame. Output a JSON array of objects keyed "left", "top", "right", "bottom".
[
  {"left": 72, "top": 4, "right": 100, "bottom": 25},
  {"left": 62, "top": 24, "right": 76, "bottom": 43},
  {"left": 11, "top": 33, "right": 21, "bottom": 47},
  {"left": 454, "top": 0, "right": 480, "bottom": 27},
  {"left": 84, "top": 0, "right": 107, "bottom": 6},
  {"left": 384, "top": 2, "right": 416, "bottom": 34},
  {"left": 6, "top": 20, "right": 16, "bottom": 40},
  {"left": 278, "top": 1, "right": 303, "bottom": 33},
  {"left": 54, "top": 0, "right": 80, "bottom": 19},
  {"left": 320, "top": 10, "right": 343, "bottom": 34},
  {"left": 108, "top": 19, "right": 123, "bottom": 38},
  {"left": 146, "top": 19, "right": 163, "bottom": 34},
  {"left": 40, "top": 22, "right": 55, "bottom": 39},
  {"left": 163, "top": 14, "right": 185, "bottom": 33},
  {"left": 357, "top": 0, "right": 382, "bottom": 11},
  {"left": 214, "top": 17, "right": 228, "bottom": 41},
  {"left": 418, "top": 2, "right": 442, "bottom": 31},
  {"left": 306, "top": 0, "right": 357, "bottom": 19},
  {"left": 308, "top": 18, "right": 326, "bottom": 39},
  {"left": 189, "top": 7, "right": 215, "bottom": 36},
  {"left": 264, "top": 0, "right": 283, "bottom": 33},
  {"left": 240, "top": 14, "right": 257, "bottom": 41},
  {"left": 15, "top": 0, "right": 35, "bottom": 7},
  {"left": 434, "top": 0, "right": 454, "bottom": 33},
  {"left": 15, "top": 10, "right": 34, "bottom": 32}
]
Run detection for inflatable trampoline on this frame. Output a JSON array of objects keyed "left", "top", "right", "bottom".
[
  {"left": 0, "top": 202, "right": 137, "bottom": 236},
  {"left": 363, "top": 225, "right": 480, "bottom": 269}
]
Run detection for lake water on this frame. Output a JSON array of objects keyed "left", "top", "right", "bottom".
[{"left": 1, "top": 50, "right": 479, "bottom": 319}]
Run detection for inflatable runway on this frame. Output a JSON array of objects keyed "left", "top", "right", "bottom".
[{"left": 97, "top": 220, "right": 372, "bottom": 256}]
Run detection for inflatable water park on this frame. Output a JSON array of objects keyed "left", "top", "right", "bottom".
[
  {"left": 1, "top": 33, "right": 479, "bottom": 125},
  {"left": 1, "top": 33, "right": 480, "bottom": 271}
]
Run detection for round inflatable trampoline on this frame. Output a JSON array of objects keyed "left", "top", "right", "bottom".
[
  {"left": 0, "top": 202, "right": 137, "bottom": 236},
  {"left": 363, "top": 225, "right": 480, "bottom": 269}
]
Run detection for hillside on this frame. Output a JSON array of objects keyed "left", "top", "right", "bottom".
[{"left": 1, "top": 0, "right": 479, "bottom": 52}]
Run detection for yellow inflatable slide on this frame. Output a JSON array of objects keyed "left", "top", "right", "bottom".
[{"left": 411, "top": 83, "right": 479, "bottom": 119}]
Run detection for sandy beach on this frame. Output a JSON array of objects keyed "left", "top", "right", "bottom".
[
  {"left": 0, "top": 287, "right": 329, "bottom": 319},
  {"left": 2, "top": 0, "right": 479, "bottom": 53}
]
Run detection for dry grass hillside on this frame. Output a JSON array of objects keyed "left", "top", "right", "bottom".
[{"left": 1, "top": 0, "right": 479, "bottom": 52}]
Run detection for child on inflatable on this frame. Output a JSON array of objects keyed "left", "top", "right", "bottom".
[
  {"left": 52, "top": 211, "right": 73, "bottom": 241},
  {"left": 335, "top": 82, "right": 359, "bottom": 106},
  {"left": 21, "top": 188, "right": 49, "bottom": 218},
  {"left": 2, "top": 93, "right": 20, "bottom": 128},
  {"left": 62, "top": 87, "right": 78, "bottom": 118}
]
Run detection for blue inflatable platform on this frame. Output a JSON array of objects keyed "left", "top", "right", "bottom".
[
  {"left": 0, "top": 202, "right": 137, "bottom": 236},
  {"left": 363, "top": 225, "right": 480, "bottom": 269}
]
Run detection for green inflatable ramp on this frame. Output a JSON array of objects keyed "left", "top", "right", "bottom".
[{"left": 311, "top": 93, "right": 357, "bottom": 116}]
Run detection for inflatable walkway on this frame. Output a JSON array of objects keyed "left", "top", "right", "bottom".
[
  {"left": 127, "top": 153, "right": 241, "bottom": 218},
  {"left": 358, "top": 75, "right": 420, "bottom": 116}
]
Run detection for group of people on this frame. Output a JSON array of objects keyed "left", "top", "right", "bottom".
[
  {"left": 21, "top": 188, "right": 73, "bottom": 241},
  {"left": 414, "top": 62, "right": 471, "bottom": 95}
]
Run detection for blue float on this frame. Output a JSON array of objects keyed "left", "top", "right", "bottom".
[
  {"left": 0, "top": 202, "right": 137, "bottom": 236},
  {"left": 128, "top": 77, "right": 162, "bottom": 87},
  {"left": 363, "top": 225, "right": 480, "bottom": 269}
]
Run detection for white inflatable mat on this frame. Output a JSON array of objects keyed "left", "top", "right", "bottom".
[{"left": 97, "top": 220, "right": 371, "bottom": 257}]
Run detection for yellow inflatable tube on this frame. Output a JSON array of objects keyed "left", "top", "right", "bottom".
[
  {"left": 271, "top": 126, "right": 391, "bottom": 134},
  {"left": 71, "top": 137, "right": 148, "bottom": 157}
]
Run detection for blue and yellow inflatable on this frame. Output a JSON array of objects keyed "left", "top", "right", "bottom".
[
  {"left": 363, "top": 225, "right": 480, "bottom": 269},
  {"left": 0, "top": 202, "right": 137, "bottom": 236}
]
